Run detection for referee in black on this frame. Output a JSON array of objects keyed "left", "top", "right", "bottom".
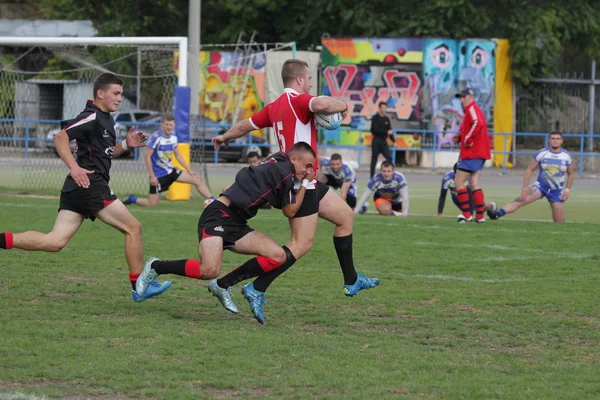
[{"left": 369, "top": 101, "right": 394, "bottom": 177}]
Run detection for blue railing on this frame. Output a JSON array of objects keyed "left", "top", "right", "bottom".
[{"left": 1, "top": 118, "right": 599, "bottom": 175}]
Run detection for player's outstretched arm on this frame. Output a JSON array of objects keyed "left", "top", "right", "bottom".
[
  {"left": 437, "top": 188, "right": 448, "bottom": 218},
  {"left": 520, "top": 159, "right": 539, "bottom": 200},
  {"left": 174, "top": 147, "right": 192, "bottom": 173},
  {"left": 354, "top": 188, "right": 373, "bottom": 214},
  {"left": 562, "top": 164, "right": 576, "bottom": 201},
  {"left": 400, "top": 186, "right": 409, "bottom": 216},
  {"left": 144, "top": 147, "right": 158, "bottom": 186},
  {"left": 114, "top": 127, "right": 147, "bottom": 158},
  {"left": 213, "top": 120, "right": 255, "bottom": 150},
  {"left": 340, "top": 182, "right": 351, "bottom": 201}
]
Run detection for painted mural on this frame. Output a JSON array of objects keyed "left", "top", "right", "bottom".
[
  {"left": 321, "top": 38, "right": 424, "bottom": 149},
  {"left": 321, "top": 38, "right": 497, "bottom": 150},
  {"left": 198, "top": 50, "right": 266, "bottom": 136}
]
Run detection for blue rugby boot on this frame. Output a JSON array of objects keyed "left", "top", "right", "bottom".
[
  {"left": 241, "top": 283, "right": 266, "bottom": 325},
  {"left": 343, "top": 274, "right": 380, "bottom": 297}
]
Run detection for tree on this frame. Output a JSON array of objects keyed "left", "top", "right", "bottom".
[{"left": 34, "top": 0, "right": 600, "bottom": 84}]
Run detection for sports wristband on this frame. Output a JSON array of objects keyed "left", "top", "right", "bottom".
[
  {"left": 564, "top": 188, "right": 570, "bottom": 193},
  {"left": 301, "top": 179, "right": 310, "bottom": 189},
  {"left": 121, "top": 140, "right": 129, "bottom": 151}
]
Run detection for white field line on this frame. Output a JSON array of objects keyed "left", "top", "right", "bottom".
[{"left": 2, "top": 201, "right": 600, "bottom": 230}]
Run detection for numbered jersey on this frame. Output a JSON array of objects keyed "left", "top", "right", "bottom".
[{"left": 249, "top": 88, "right": 319, "bottom": 167}]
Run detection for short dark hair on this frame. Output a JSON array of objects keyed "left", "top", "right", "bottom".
[
  {"left": 162, "top": 113, "right": 175, "bottom": 122},
  {"left": 247, "top": 151, "right": 260, "bottom": 160},
  {"left": 381, "top": 160, "right": 393, "bottom": 169},
  {"left": 378, "top": 101, "right": 388, "bottom": 109},
  {"left": 330, "top": 153, "right": 342, "bottom": 161},
  {"left": 93, "top": 73, "right": 124, "bottom": 99},
  {"left": 549, "top": 130, "right": 563, "bottom": 137},
  {"left": 289, "top": 141, "right": 316, "bottom": 158},
  {"left": 282, "top": 59, "right": 309, "bottom": 86}
]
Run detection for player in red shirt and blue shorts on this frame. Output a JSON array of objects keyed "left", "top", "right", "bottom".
[
  {"left": 452, "top": 88, "right": 492, "bottom": 223},
  {"left": 212, "top": 59, "right": 379, "bottom": 323}
]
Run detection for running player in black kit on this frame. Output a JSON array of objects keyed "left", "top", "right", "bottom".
[
  {"left": 135, "top": 142, "right": 316, "bottom": 323},
  {"left": 0, "top": 73, "right": 171, "bottom": 302}
]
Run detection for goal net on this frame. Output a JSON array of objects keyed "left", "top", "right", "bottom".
[
  {"left": 0, "top": 37, "right": 295, "bottom": 198},
  {"left": 0, "top": 37, "right": 185, "bottom": 195}
]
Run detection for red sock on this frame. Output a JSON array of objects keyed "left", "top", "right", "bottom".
[
  {"left": 256, "top": 256, "right": 283, "bottom": 272},
  {"left": 457, "top": 188, "right": 472, "bottom": 219},
  {"left": 184, "top": 259, "right": 202, "bottom": 279},
  {"left": 1, "top": 232, "right": 13, "bottom": 249},
  {"left": 472, "top": 189, "right": 485, "bottom": 220},
  {"left": 129, "top": 273, "right": 140, "bottom": 290}
]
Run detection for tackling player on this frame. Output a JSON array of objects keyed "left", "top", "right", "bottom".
[
  {"left": 211, "top": 59, "right": 379, "bottom": 322},
  {"left": 135, "top": 142, "right": 316, "bottom": 324}
]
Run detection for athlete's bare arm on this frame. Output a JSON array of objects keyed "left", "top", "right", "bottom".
[
  {"left": 212, "top": 120, "right": 255, "bottom": 150},
  {"left": 311, "top": 97, "right": 348, "bottom": 118},
  {"left": 519, "top": 159, "right": 539, "bottom": 200},
  {"left": 54, "top": 129, "right": 93, "bottom": 188}
]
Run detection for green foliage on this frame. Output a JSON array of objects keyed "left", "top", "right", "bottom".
[{"left": 35, "top": 0, "right": 600, "bottom": 85}]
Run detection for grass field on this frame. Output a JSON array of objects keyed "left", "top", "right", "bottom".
[{"left": 1, "top": 178, "right": 599, "bottom": 399}]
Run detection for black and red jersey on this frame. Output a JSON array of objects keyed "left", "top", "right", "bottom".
[
  {"left": 223, "top": 152, "right": 297, "bottom": 220},
  {"left": 63, "top": 101, "right": 117, "bottom": 183}
]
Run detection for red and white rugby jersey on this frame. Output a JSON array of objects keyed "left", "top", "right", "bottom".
[{"left": 249, "top": 88, "right": 319, "bottom": 167}]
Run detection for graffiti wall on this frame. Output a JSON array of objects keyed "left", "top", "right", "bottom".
[
  {"left": 321, "top": 38, "right": 497, "bottom": 150},
  {"left": 321, "top": 38, "right": 424, "bottom": 149},
  {"left": 198, "top": 50, "right": 266, "bottom": 135}
]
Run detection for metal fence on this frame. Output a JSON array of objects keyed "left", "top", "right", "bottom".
[
  {"left": 1, "top": 118, "right": 599, "bottom": 197},
  {"left": 515, "top": 60, "right": 600, "bottom": 152}
]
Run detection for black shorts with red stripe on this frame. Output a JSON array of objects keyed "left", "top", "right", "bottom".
[
  {"left": 293, "top": 180, "right": 330, "bottom": 219},
  {"left": 197, "top": 200, "right": 254, "bottom": 248},
  {"left": 59, "top": 174, "right": 117, "bottom": 221}
]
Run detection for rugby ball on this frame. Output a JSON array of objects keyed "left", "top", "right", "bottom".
[{"left": 315, "top": 112, "right": 343, "bottom": 130}]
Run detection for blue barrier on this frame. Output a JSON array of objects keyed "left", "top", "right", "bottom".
[{"left": 1, "top": 118, "right": 599, "bottom": 174}]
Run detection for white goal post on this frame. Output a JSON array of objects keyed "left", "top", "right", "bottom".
[{"left": 0, "top": 36, "right": 188, "bottom": 86}]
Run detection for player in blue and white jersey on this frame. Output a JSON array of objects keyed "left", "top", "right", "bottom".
[
  {"left": 354, "top": 160, "right": 409, "bottom": 216},
  {"left": 122, "top": 114, "right": 214, "bottom": 207},
  {"left": 319, "top": 153, "right": 360, "bottom": 210},
  {"left": 437, "top": 163, "right": 497, "bottom": 218},
  {"left": 490, "top": 131, "right": 575, "bottom": 222}
]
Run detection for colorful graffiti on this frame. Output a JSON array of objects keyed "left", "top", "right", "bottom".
[
  {"left": 198, "top": 51, "right": 266, "bottom": 136},
  {"left": 321, "top": 38, "right": 424, "bottom": 149},
  {"left": 321, "top": 37, "right": 498, "bottom": 151},
  {"left": 457, "top": 40, "right": 495, "bottom": 120},
  {"left": 422, "top": 39, "right": 496, "bottom": 149}
]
